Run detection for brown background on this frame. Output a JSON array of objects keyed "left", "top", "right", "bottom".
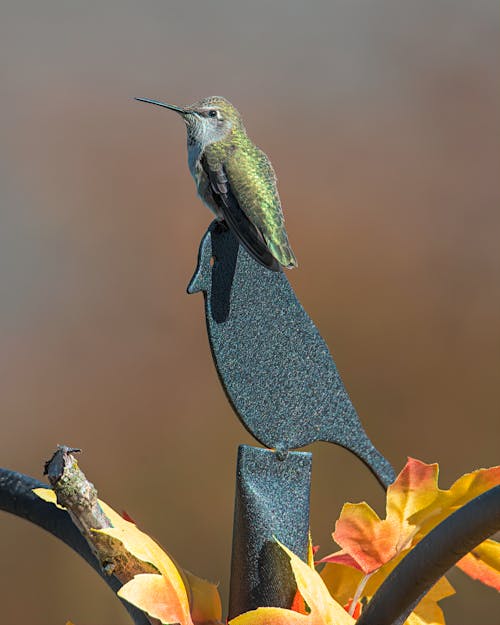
[{"left": 0, "top": 1, "right": 499, "bottom": 623}]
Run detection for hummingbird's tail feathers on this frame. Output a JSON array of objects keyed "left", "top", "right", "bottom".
[
  {"left": 263, "top": 233, "right": 298, "bottom": 270},
  {"left": 223, "top": 209, "right": 282, "bottom": 272}
]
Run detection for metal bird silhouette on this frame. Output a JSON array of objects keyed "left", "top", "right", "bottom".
[{"left": 188, "top": 222, "right": 395, "bottom": 488}]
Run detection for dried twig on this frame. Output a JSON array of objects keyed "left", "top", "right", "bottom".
[{"left": 44, "top": 445, "right": 160, "bottom": 624}]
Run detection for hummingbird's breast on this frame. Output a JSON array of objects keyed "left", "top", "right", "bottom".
[
  {"left": 187, "top": 140, "right": 202, "bottom": 181},
  {"left": 187, "top": 141, "right": 222, "bottom": 219}
]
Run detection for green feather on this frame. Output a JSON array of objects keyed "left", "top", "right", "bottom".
[{"left": 205, "top": 127, "right": 297, "bottom": 268}]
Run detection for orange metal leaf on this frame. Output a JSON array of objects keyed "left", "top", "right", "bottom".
[{"left": 455, "top": 539, "right": 500, "bottom": 591}]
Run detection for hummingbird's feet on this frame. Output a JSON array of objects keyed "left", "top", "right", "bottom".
[{"left": 213, "top": 219, "right": 229, "bottom": 235}]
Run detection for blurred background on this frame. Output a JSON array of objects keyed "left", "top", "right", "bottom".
[{"left": 0, "top": 1, "right": 499, "bottom": 623}]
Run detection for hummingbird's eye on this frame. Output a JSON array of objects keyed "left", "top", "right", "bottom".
[{"left": 208, "top": 109, "right": 217, "bottom": 118}]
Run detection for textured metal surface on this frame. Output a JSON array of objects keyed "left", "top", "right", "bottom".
[
  {"left": 228, "top": 445, "right": 312, "bottom": 619},
  {"left": 188, "top": 221, "right": 395, "bottom": 487}
]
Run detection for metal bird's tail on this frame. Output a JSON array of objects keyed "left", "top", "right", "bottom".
[{"left": 324, "top": 426, "right": 396, "bottom": 489}]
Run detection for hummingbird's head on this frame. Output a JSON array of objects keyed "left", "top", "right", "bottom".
[{"left": 135, "top": 96, "right": 242, "bottom": 147}]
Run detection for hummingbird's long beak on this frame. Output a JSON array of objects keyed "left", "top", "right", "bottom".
[{"left": 135, "top": 98, "right": 187, "bottom": 114}]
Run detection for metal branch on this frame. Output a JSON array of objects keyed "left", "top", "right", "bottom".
[
  {"left": 356, "top": 485, "right": 500, "bottom": 625},
  {"left": 0, "top": 463, "right": 150, "bottom": 625}
]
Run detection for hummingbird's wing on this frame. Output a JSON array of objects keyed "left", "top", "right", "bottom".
[
  {"left": 225, "top": 145, "right": 297, "bottom": 269},
  {"left": 201, "top": 146, "right": 297, "bottom": 270},
  {"left": 201, "top": 155, "right": 281, "bottom": 271}
]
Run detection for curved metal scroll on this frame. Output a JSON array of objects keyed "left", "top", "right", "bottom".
[
  {"left": 357, "top": 484, "right": 500, "bottom": 625},
  {"left": 188, "top": 221, "right": 395, "bottom": 488}
]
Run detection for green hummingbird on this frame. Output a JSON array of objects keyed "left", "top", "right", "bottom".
[{"left": 135, "top": 96, "right": 297, "bottom": 271}]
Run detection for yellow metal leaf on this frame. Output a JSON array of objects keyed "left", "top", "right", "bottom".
[
  {"left": 33, "top": 488, "right": 220, "bottom": 624},
  {"left": 32, "top": 487, "right": 66, "bottom": 510},
  {"left": 95, "top": 511, "right": 192, "bottom": 625},
  {"left": 321, "top": 558, "right": 454, "bottom": 625},
  {"left": 408, "top": 465, "right": 500, "bottom": 539},
  {"left": 406, "top": 578, "right": 455, "bottom": 625},
  {"left": 230, "top": 541, "right": 355, "bottom": 625},
  {"left": 184, "top": 569, "right": 223, "bottom": 625}
]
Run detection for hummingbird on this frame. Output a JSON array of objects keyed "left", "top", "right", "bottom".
[{"left": 135, "top": 96, "right": 297, "bottom": 271}]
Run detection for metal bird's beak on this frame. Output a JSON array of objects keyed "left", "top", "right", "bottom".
[{"left": 135, "top": 98, "right": 187, "bottom": 114}]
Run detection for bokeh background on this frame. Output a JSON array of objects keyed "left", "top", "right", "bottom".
[{"left": 1, "top": 1, "right": 499, "bottom": 623}]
